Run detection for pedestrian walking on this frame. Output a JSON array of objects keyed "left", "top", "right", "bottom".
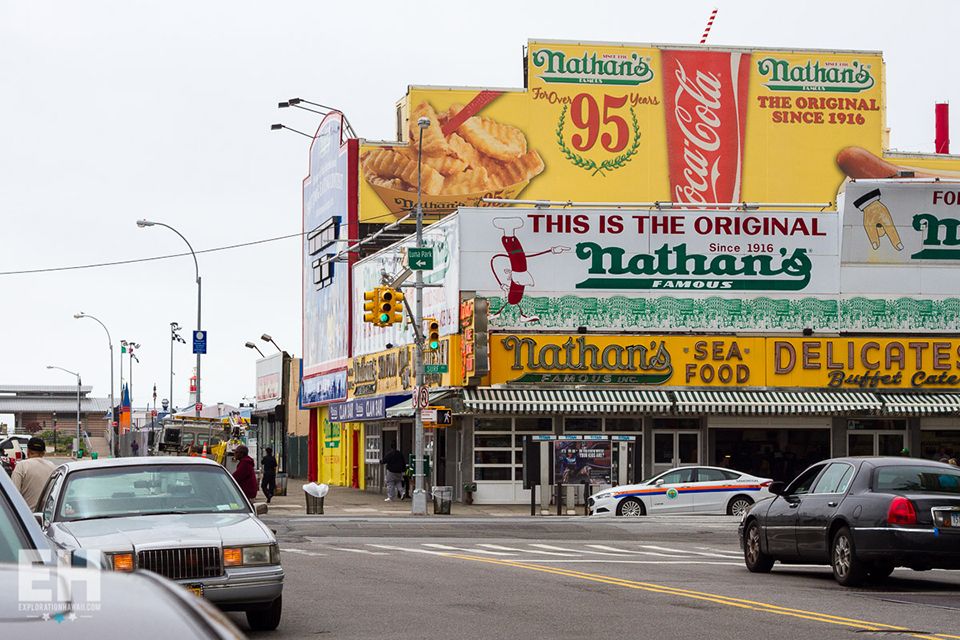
[
  {"left": 131, "top": 439, "right": 140, "bottom": 457},
  {"left": 380, "top": 446, "right": 405, "bottom": 502},
  {"left": 232, "top": 445, "right": 258, "bottom": 501},
  {"left": 260, "top": 447, "right": 278, "bottom": 503},
  {"left": 11, "top": 437, "right": 56, "bottom": 511}
]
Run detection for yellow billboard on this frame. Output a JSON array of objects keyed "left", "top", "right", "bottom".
[
  {"left": 358, "top": 40, "right": 900, "bottom": 221},
  {"left": 489, "top": 334, "right": 960, "bottom": 390}
]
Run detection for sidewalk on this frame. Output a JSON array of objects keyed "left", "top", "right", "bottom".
[{"left": 264, "top": 477, "right": 534, "bottom": 517}]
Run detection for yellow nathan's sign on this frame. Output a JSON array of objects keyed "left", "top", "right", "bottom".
[
  {"left": 490, "top": 334, "right": 766, "bottom": 387},
  {"left": 490, "top": 334, "right": 960, "bottom": 390},
  {"left": 358, "top": 40, "right": 899, "bottom": 221}
]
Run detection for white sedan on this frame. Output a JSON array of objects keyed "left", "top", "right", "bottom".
[{"left": 589, "top": 466, "right": 772, "bottom": 517}]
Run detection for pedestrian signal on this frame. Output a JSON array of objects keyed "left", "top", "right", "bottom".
[{"left": 425, "top": 318, "right": 440, "bottom": 351}]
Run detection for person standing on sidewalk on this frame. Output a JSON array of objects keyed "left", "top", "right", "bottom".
[
  {"left": 380, "top": 446, "right": 404, "bottom": 502},
  {"left": 12, "top": 437, "right": 55, "bottom": 511},
  {"left": 232, "top": 445, "right": 258, "bottom": 501},
  {"left": 260, "top": 447, "right": 278, "bottom": 503}
]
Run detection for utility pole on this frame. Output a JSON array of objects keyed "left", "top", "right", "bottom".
[{"left": 412, "top": 116, "right": 430, "bottom": 516}]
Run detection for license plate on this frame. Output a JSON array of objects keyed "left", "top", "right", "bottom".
[
  {"left": 951, "top": 513, "right": 960, "bottom": 527},
  {"left": 937, "top": 511, "right": 960, "bottom": 527},
  {"left": 186, "top": 584, "right": 204, "bottom": 597}
]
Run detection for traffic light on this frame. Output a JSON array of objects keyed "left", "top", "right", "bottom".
[
  {"left": 363, "top": 288, "right": 381, "bottom": 325},
  {"left": 379, "top": 287, "right": 405, "bottom": 326},
  {"left": 425, "top": 317, "right": 440, "bottom": 351}
]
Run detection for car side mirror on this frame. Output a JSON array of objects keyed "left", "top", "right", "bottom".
[
  {"left": 767, "top": 481, "right": 786, "bottom": 496},
  {"left": 655, "top": 479, "right": 664, "bottom": 486},
  {"left": 254, "top": 502, "right": 268, "bottom": 516},
  {"left": 33, "top": 512, "right": 44, "bottom": 527}
]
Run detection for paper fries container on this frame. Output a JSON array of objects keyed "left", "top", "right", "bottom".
[{"left": 367, "top": 179, "right": 533, "bottom": 217}]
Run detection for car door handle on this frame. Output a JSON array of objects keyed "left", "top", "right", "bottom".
[{"left": 827, "top": 501, "right": 838, "bottom": 507}]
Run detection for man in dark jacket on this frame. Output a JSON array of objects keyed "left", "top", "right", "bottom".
[
  {"left": 380, "top": 447, "right": 404, "bottom": 502},
  {"left": 260, "top": 447, "right": 278, "bottom": 503},
  {"left": 232, "top": 445, "right": 258, "bottom": 501}
]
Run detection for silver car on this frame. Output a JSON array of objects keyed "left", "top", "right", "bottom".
[{"left": 34, "top": 456, "right": 283, "bottom": 631}]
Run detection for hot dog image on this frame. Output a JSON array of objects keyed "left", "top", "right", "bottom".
[{"left": 489, "top": 217, "right": 569, "bottom": 323}]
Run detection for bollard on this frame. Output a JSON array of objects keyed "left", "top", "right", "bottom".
[
  {"left": 555, "top": 483, "right": 563, "bottom": 516},
  {"left": 583, "top": 481, "right": 591, "bottom": 516},
  {"left": 565, "top": 484, "right": 576, "bottom": 515},
  {"left": 530, "top": 483, "right": 537, "bottom": 516}
]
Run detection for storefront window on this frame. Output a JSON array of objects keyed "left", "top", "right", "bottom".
[
  {"left": 475, "top": 450, "right": 512, "bottom": 464},
  {"left": 475, "top": 434, "right": 511, "bottom": 448},
  {"left": 605, "top": 418, "right": 643, "bottom": 432},
  {"left": 921, "top": 430, "right": 960, "bottom": 461},
  {"left": 847, "top": 419, "right": 907, "bottom": 431},
  {"left": 653, "top": 418, "right": 700, "bottom": 430},
  {"left": 475, "top": 417, "right": 513, "bottom": 431},
  {"left": 475, "top": 467, "right": 512, "bottom": 481},
  {"left": 563, "top": 417, "right": 602, "bottom": 432},
  {"left": 713, "top": 428, "right": 830, "bottom": 482},
  {"left": 514, "top": 417, "right": 553, "bottom": 431}
]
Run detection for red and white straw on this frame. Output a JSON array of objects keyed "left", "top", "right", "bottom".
[{"left": 699, "top": 8, "right": 718, "bottom": 45}]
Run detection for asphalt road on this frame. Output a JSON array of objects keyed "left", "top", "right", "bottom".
[{"left": 234, "top": 515, "right": 960, "bottom": 640}]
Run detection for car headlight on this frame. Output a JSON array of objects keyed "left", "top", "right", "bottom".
[{"left": 224, "top": 544, "right": 279, "bottom": 567}]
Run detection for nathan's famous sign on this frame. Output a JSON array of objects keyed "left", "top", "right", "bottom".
[
  {"left": 354, "top": 40, "right": 925, "bottom": 221},
  {"left": 489, "top": 334, "right": 960, "bottom": 390},
  {"left": 458, "top": 208, "right": 838, "bottom": 331}
]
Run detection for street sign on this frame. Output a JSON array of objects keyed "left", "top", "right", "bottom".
[
  {"left": 195, "top": 402, "right": 203, "bottom": 412},
  {"left": 407, "top": 247, "right": 434, "bottom": 271},
  {"left": 424, "top": 363, "right": 448, "bottom": 374},
  {"left": 412, "top": 386, "right": 430, "bottom": 409},
  {"left": 192, "top": 330, "right": 207, "bottom": 354},
  {"left": 421, "top": 408, "right": 437, "bottom": 423}
]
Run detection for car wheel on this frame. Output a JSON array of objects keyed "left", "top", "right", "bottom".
[
  {"left": 616, "top": 498, "right": 645, "bottom": 517},
  {"left": 743, "top": 520, "right": 774, "bottom": 573},
  {"left": 246, "top": 596, "right": 282, "bottom": 631},
  {"left": 727, "top": 495, "right": 754, "bottom": 517},
  {"left": 831, "top": 527, "right": 866, "bottom": 587},
  {"left": 867, "top": 562, "right": 895, "bottom": 580}
]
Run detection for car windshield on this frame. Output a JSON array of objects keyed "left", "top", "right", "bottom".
[
  {"left": 874, "top": 465, "right": 960, "bottom": 495},
  {"left": 57, "top": 465, "right": 250, "bottom": 521}
]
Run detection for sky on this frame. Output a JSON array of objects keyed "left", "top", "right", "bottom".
[{"left": 2, "top": 0, "right": 958, "bottom": 420}]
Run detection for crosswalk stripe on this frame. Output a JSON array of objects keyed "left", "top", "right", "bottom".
[
  {"left": 366, "top": 544, "right": 449, "bottom": 556},
  {"left": 326, "top": 547, "right": 389, "bottom": 555},
  {"left": 530, "top": 544, "right": 629, "bottom": 557},
  {"left": 639, "top": 544, "right": 737, "bottom": 558},
  {"left": 423, "top": 544, "right": 515, "bottom": 556},
  {"left": 586, "top": 544, "right": 686, "bottom": 558},
  {"left": 478, "top": 544, "right": 576, "bottom": 557},
  {"left": 281, "top": 548, "right": 326, "bottom": 557}
]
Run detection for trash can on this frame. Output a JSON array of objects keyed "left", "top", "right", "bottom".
[
  {"left": 305, "top": 493, "right": 324, "bottom": 515},
  {"left": 275, "top": 472, "right": 288, "bottom": 497},
  {"left": 432, "top": 486, "right": 453, "bottom": 515}
]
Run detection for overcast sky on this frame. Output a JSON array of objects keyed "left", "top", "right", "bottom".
[{"left": 2, "top": 0, "right": 957, "bottom": 419}]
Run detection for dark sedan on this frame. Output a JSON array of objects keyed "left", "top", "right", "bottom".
[{"left": 739, "top": 457, "right": 960, "bottom": 586}]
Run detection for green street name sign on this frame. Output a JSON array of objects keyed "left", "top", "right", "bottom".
[
  {"left": 424, "top": 363, "right": 448, "bottom": 374},
  {"left": 408, "top": 247, "right": 434, "bottom": 271}
]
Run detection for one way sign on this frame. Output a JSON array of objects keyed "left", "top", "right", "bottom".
[{"left": 407, "top": 247, "right": 434, "bottom": 271}]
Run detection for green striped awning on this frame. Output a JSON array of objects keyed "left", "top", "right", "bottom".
[
  {"left": 673, "top": 390, "right": 882, "bottom": 416},
  {"left": 879, "top": 393, "right": 960, "bottom": 416},
  {"left": 462, "top": 388, "right": 672, "bottom": 415}
]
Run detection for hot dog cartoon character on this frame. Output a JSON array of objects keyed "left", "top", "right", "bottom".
[{"left": 489, "top": 217, "right": 569, "bottom": 323}]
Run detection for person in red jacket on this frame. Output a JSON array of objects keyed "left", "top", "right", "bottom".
[{"left": 231, "top": 445, "right": 258, "bottom": 501}]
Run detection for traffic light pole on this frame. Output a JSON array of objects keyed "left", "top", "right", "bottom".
[{"left": 412, "top": 117, "right": 429, "bottom": 516}]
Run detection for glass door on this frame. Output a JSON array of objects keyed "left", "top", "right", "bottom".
[
  {"left": 652, "top": 430, "right": 700, "bottom": 476},
  {"left": 847, "top": 431, "right": 907, "bottom": 456}
]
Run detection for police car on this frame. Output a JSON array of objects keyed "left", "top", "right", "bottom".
[{"left": 589, "top": 466, "right": 773, "bottom": 517}]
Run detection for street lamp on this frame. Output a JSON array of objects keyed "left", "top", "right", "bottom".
[
  {"left": 171, "top": 322, "right": 186, "bottom": 413},
  {"left": 412, "top": 115, "right": 430, "bottom": 516},
  {"left": 74, "top": 312, "right": 115, "bottom": 455},
  {"left": 122, "top": 341, "right": 140, "bottom": 407},
  {"left": 47, "top": 365, "right": 81, "bottom": 458},
  {"left": 137, "top": 219, "right": 202, "bottom": 417},
  {"left": 245, "top": 341, "right": 265, "bottom": 357},
  {"left": 260, "top": 334, "right": 282, "bottom": 354}
]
